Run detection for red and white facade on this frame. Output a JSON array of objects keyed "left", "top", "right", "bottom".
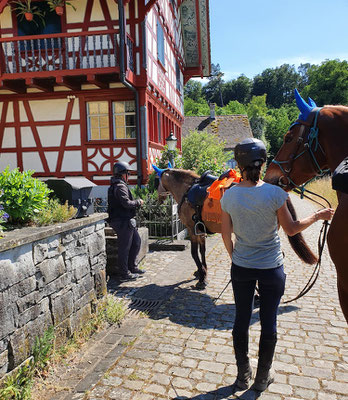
[{"left": 0, "top": 0, "right": 210, "bottom": 194}]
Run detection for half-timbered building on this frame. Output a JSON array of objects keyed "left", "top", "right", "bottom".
[{"left": 0, "top": 0, "right": 210, "bottom": 195}]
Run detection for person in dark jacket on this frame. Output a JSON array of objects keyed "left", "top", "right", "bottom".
[{"left": 108, "top": 161, "right": 144, "bottom": 281}]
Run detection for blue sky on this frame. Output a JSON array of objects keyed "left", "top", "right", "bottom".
[{"left": 206, "top": 0, "right": 348, "bottom": 81}]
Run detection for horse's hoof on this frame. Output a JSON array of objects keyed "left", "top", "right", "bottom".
[
  {"left": 193, "top": 270, "right": 199, "bottom": 278},
  {"left": 193, "top": 281, "right": 207, "bottom": 290}
]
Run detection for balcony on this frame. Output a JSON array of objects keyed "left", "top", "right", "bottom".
[{"left": 0, "top": 29, "right": 134, "bottom": 93}]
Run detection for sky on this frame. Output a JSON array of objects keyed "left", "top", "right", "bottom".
[{"left": 203, "top": 0, "right": 348, "bottom": 82}]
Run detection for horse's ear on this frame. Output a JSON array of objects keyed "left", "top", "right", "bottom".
[
  {"left": 307, "top": 97, "right": 317, "bottom": 108},
  {"left": 152, "top": 164, "right": 166, "bottom": 177},
  {"left": 294, "top": 88, "right": 312, "bottom": 120},
  {"left": 167, "top": 161, "right": 173, "bottom": 169}
]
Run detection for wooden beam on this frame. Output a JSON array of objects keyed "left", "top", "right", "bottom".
[
  {"left": 0, "top": 0, "right": 9, "bottom": 14},
  {"left": 87, "top": 74, "right": 109, "bottom": 89},
  {"left": 56, "top": 76, "right": 81, "bottom": 91},
  {"left": 0, "top": 79, "right": 26, "bottom": 94},
  {"left": 26, "top": 78, "right": 54, "bottom": 93},
  {"left": 145, "top": 0, "right": 158, "bottom": 15}
]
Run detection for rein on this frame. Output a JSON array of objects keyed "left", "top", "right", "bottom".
[{"left": 271, "top": 109, "right": 332, "bottom": 303}]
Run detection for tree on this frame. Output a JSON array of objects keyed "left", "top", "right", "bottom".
[
  {"left": 219, "top": 100, "right": 247, "bottom": 115},
  {"left": 222, "top": 75, "right": 252, "bottom": 104},
  {"left": 184, "top": 98, "right": 210, "bottom": 116},
  {"left": 184, "top": 79, "right": 204, "bottom": 102},
  {"left": 303, "top": 59, "right": 348, "bottom": 105},
  {"left": 252, "top": 64, "right": 301, "bottom": 108},
  {"left": 265, "top": 107, "right": 291, "bottom": 158},
  {"left": 181, "top": 130, "right": 232, "bottom": 175},
  {"left": 202, "top": 63, "right": 225, "bottom": 106}
]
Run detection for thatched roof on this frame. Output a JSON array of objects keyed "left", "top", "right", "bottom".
[{"left": 182, "top": 115, "right": 253, "bottom": 150}]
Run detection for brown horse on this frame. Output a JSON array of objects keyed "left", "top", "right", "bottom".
[
  {"left": 155, "top": 168, "right": 221, "bottom": 289},
  {"left": 154, "top": 166, "right": 318, "bottom": 291},
  {"left": 264, "top": 90, "right": 348, "bottom": 323}
]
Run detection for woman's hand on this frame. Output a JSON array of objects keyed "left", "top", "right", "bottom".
[{"left": 315, "top": 208, "right": 335, "bottom": 221}]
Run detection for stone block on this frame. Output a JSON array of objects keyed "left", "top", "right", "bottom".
[
  {"left": 33, "top": 242, "right": 48, "bottom": 264},
  {"left": 87, "top": 231, "right": 106, "bottom": 259},
  {"left": 94, "top": 269, "right": 107, "bottom": 298},
  {"left": 72, "top": 274, "right": 94, "bottom": 303},
  {"left": 0, "top": 349, "right": 8, "bottom": 378},
  {"left": 64, "top": 239, "right": 88, "bottom": 260},
  {"left": 17, "top": 297, "right": 50, "bottom": 328},
  {"left": 0, "top": 244, "right": 35, "bottom": 291},
  {"left": 71, "top": 303, "right": 92, "bottom": 333},
  {"left": 65, "top": 253, "right": 90, "bottom": 280},
  {"left": 0, "top": 292, "right": 16, "bottom": 340},
  {"left": 16, "top": 291, "right": 42, "bottom": 314},
  {"left": 43, "top": 273, "right": 71, "bottom": 297},
  {"left": 74, "top": 290, "right": 96, "bottom": 312},
  {"left": 37, "top": 255, "right": 66, "bottom": 285},
  {"left": 51, "top": 290, "right": 74, "bottom": 325},
  {"left": 12, "top": 276, "right": 37, "bottom": 298}
]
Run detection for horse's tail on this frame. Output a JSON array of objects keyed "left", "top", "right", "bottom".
[{"left": 286, "top": 197, "right": 318, "bottom": 265}]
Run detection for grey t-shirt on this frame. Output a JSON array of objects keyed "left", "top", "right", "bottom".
[{"left": 220, "top": 182, "right": 288, "bottom": 269}]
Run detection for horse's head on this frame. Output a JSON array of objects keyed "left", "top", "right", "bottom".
[
  {"left": 264, "top": 89, "right": 328, "bottom": 190},
  {"left": 152, "top": 165, "right": 199, "bottom": 204}
]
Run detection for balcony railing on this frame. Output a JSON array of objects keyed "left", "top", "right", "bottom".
[{"left": 0, "top": 29, "right": 127, "bottom": 79}]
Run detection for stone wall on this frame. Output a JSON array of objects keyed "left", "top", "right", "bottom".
[{"left": 0, "top": 213, "right": 108, "bottom": 378}]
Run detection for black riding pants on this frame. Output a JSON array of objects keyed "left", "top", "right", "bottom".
[
  {"left": 109, "top": 218, "right": 141, "bottom": 277},
  {"left": 231, "top": 263, "right": 286, "bottom": 337}
]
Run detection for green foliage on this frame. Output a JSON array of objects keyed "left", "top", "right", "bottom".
[
  {"left": 0, "top": 168, "right": 52, "bottom": 224},
  {"left": 265, "top": 107, "right": 291, "bottom": 158},
  {"left": 184, "top": 97, "right": 210, "bottom": 116},
  {"left": 184, "top": 79, "right": 204, "bottom": 102},
  {"left": 32, "top": 326, "right": 55, "bottom": 372},
  {"left": 97, "top": 295, "right": 127, "bottom": 325},
  {"left": 219, "top": 100, "right": 247, "bottom": 115},
  {"left": 303, "top": 59, "right": 348, "bottom": 105},
  {"left": 181, "top": 130, "right": 231, "bottom": 175},
  {"left": 222, "top": 75, "right": 252, "bottom": 104},
  {"left": 155, "top": 145, "right": 182, "bottom": 169},
  {"left": 12, "top": 0, "right": 46, "bottom": 27},
  {"left": 33, "top": 199, "right": 77, "bottom": 226}
]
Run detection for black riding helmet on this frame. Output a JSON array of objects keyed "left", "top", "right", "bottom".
[
  {"left": 113, "top": 161, "right": 131, "bottom": 176},
  {"left": 234, "top": 138, "right": 267, "bottom": 169}
]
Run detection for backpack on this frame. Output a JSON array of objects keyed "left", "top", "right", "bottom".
[{"left": 332, "top": 157, "right": 348, "bottom": 194}]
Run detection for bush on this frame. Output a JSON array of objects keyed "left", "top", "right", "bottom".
[
  {"left": 181, "top": 130, "right": 232, "bottom": 175},
  {"left": 0, "top": 204, "right": 9, "bottom": 237},
  {"left": 33, "top": 199, "right": 77, "bottom": 226},
  {"left": 0, "top": 167, "right": 51, "bottom": 224}
]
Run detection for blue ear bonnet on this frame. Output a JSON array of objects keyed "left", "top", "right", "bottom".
[
  {"left": 152, "top": 163, "right": 172, "bottom": 178},
  {"left": 294, "top": 88, "right": 317, "bottom": 122}
]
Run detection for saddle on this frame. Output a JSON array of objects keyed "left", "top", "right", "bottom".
[
  {"left": 332, "top": 156, "right": 348, "bottom": 194},
  {"left": 186, "top": 169, "right": 241, "bottom": 234}
]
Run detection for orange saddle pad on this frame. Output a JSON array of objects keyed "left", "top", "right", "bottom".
[{"left": 201, "top": 169, "right": 241, "bottom": 224}]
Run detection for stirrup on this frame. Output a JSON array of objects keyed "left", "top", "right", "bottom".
[{"left": 194, "top": 221, "right": 206, "bottom": 236}]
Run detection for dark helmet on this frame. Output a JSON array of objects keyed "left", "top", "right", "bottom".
[
  {"left": 234, "top": 138, "right": 267, "bottom": 168},
  {"left": 113, "top": 161, "right": 131, "bottom": 176}
]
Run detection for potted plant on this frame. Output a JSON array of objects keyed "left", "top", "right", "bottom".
[
  {"left": 46, "top": 0, "right": 76, "bottom": 16},
  {"left": 12, "top": 0, "right": 45, "bottom": 24}
]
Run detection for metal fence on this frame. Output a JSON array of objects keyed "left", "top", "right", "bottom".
[{"left": 93, "top": 196, "right": 186, "bottom": 241}]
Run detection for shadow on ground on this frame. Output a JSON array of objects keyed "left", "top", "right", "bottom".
[
  {"left": 107, "top": 277, "right": 299, "bottom": 332},
  {"left": 172, "top": 383, "right": 264, "bottom": 399}
]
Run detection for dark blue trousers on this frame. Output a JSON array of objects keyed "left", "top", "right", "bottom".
[
  {"left": 109, "top": 219, "right": 141, "bottom": 277},
  {"left": 231, "top": 263, "right": 286, "bottom": 337}
]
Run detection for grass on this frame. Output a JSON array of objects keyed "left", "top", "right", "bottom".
[
  {"left": 0, "top": 295, "right": 127, "bottom": 400},
  {"left": 305, "top": 176, "right": 338, "bottom": 209}
]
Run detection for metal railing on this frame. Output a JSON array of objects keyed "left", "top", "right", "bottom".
[
  {"left": 0, "top": 29, "right": 129, "bottom": 77},
  {"left": 94, "top": 196, "right": 186, "bottom": 241}
]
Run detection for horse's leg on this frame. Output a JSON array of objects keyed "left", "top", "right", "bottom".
[
  {"left": 198, "top": 235, "right": 208, "bottom": 283},
  {"left": 327, "top": 193, "right": 348, "bottom": 323},
  {"left": 190, "top": 235, "right": 207, "bottom": 289}
]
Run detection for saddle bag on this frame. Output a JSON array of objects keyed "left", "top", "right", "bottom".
[
  {"left": 332, "top": 156, "right": 348, "bottom": 194},
  {"left": 201, "top": 169, "right": 241, "bottom": 224}
]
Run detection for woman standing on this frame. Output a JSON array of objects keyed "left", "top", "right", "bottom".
[{"left": 220, "top": 138, "right": 334, "bottom": 392}]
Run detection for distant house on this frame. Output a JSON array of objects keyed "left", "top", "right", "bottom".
[{"left": 182, "top": 103, "right": 253, "bottom": 167}]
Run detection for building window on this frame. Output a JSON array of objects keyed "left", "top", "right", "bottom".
[
  {"left": 87, "top": 101, "right": 110, "bottom": 140},
  {"left": 86, "top": 100, "right": 136, "bottom": 141},
  {"left": 176, "top": 60, "right": 181, "bottom": 91},
  {"left": 113, "top": 101, "right": 136, "bottom": 139},
  {"left": 157, "top": 112, "right": 162, "bottom": 143},
  {"left": 157, "top": 20, "right": 165, "bottom": 66}
]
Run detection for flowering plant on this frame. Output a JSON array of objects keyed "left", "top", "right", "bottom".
[{"left": 0, "top": 204, "right": 9, "bottom": 237}]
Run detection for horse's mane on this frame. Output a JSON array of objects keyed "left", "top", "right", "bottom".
[{"left": 168, "top": 169, "right": 199, "bottom": 185}]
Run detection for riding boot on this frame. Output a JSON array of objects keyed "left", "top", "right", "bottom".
[
  {"left": 232, "top": 332, "right": 252, "bottom": 390},
  {"left": 252, "top": 333, "right": 277, "bottom": 392}
]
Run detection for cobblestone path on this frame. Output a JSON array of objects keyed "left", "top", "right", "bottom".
[{"left": 49, "top": 195, "right": 348, "bottom": 400}]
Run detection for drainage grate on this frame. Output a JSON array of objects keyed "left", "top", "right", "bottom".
[{"left": 124, "top": 297, "right": 163, "bottom": 317}]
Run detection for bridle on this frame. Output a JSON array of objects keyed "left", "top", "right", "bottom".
[
  {"left": 270, "top": 108, "right": 332, "bottom": 303},
  {"left": 271, "top": 108, "right": 329, "bottom": 194}
]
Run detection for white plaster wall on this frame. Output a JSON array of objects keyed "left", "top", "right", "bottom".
[
  {"left": 22, "top": 153, "right": 44, "bottom": 173},
  {"left": 61, "top": 151, "right": 82, "bottom": 172},
  {"left": 46, "top": 152, "right": 59, "bottom": 172},
  {"left": 21, "top": 127, "right": 36, "bottom": 147},
  {"left": 29, "top": 99, "right": 69, "bottom": 121},
  {"left": 0, "top": 153, "right": 17, "bottom": 171},
  {"left": 2, "top": 128, "right": 16, "bottom": 148},
  {"left": 66, "top": 125, "right": 81, "bottom": 146},
  {"left": 37, "top": 126, "right": 64, "bottom": 147}
]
